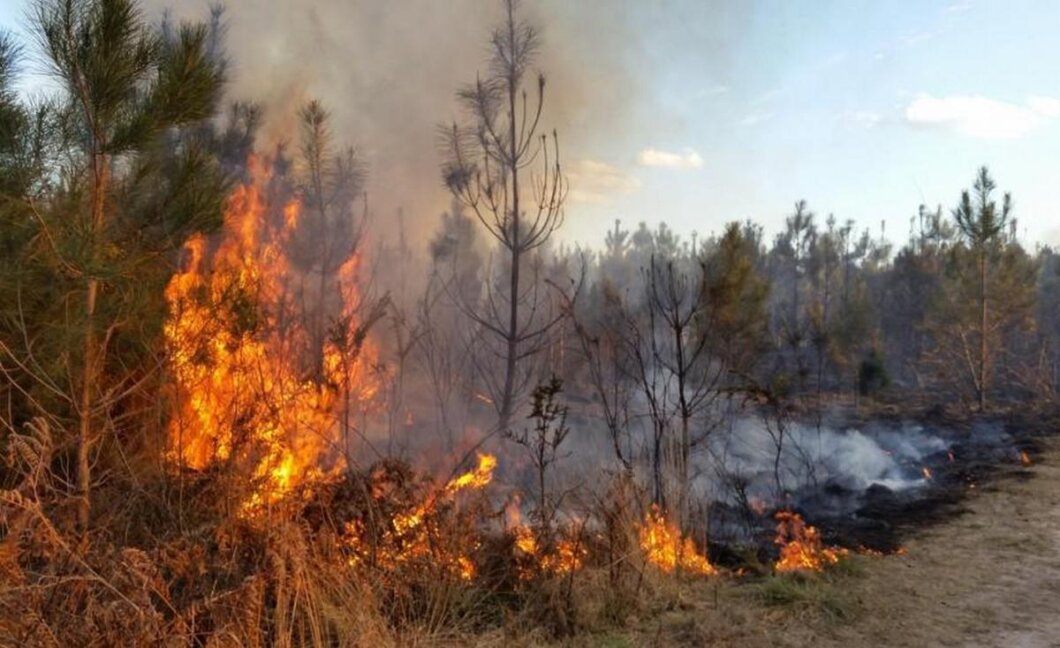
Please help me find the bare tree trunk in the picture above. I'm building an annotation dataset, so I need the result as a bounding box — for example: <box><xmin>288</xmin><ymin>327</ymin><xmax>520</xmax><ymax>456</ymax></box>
<box><xmin>499</xmin><ymin>1</ymin><xmax>522</xmax><ymax>431</ymax></box>
<box><xmin>443</xmin><ymin>0</ymin><xmax>567</xmax><ymax>431</ymax></box>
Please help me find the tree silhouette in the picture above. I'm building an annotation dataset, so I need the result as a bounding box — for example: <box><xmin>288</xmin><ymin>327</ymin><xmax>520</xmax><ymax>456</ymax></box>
<box><xmin>440</xmin><ymin>0</ymin><xmax>567</xmax><ymax>431</ymax></box>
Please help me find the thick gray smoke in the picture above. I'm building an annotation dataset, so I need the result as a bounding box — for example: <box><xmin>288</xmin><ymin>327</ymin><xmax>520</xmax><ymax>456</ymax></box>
<box><xmin>705</xmin><ymin>419</ymin><xmax>950</xmax><ymax>503</ymax></box>
<box><xmin>145</xmin><ymin>0</ymin><xmax>643</xmax><ymax>247</ymax></box>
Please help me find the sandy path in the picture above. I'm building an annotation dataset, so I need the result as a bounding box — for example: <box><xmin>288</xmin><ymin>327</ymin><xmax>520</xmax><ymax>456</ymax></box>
<box><xmin>819</xmin><ymin>435</ymin><xmax>1060</xmax><ymax>647</ymax></box>
<box><xmin>616</xmin><ymin>435</ymin><xmax>1060</xmax><ymax>648</ymax></box>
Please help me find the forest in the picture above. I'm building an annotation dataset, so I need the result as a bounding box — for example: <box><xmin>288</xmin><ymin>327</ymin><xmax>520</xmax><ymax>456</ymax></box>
<box><xmin>1</xmin><ymin>0</ymin><xmax>1058</xmax><ymax>646</ymax></box>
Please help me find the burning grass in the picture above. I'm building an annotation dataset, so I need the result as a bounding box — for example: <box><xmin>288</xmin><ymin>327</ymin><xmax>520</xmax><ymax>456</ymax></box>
<box><xmin>337</xmin><ymin>453</ymin><xmax>496</xmax><ymax>582</ymax></box>
<box><xmin>0</xmin><ymin>154</ymin><xmax>958</xmax><ymax>646</ymax></box>
<box><xmin>773</xmin><ymin>511</ymin><xmax>849</xmax><ymax>574</ymax></box>
<box><xmin>638</xmin><ymin>505</ymin><xmax>717</xmax><ymax>576</ymax></box>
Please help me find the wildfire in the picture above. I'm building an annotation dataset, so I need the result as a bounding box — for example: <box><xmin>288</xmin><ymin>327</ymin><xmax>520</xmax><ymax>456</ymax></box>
<box><xmin>343</xmin><ymin>453</ymin><xmax>498</xmax><ymax>580</ymax></box>
<box><xmin>164</xmin><ymin>156</ymin><xmax>378</xmax><ymax>514</ymax></box>
<box><xmin>511</xmin><ymin>525</ymin><xmax>586</xmax><ymax>577</ymax></box>
<box><xmin>1020</xmin><ymin>450</ymin><xmax>1032</xmax><ymax>466</ymax></box>
<box><xmin>638</xmin><ymin>505</ymin><xmax>716</xmax><ymax>576</ymax></box>
<box><xmin>773</xmin><ymin>511</ymin><xmax>848</xmax><ymax>573</ymax></box>
<box><xmin>445</xmin><ymin>453</ymin><xmax>498</xmax><ymax>493</ymax></box>
<box><xmin>922</xmin><ymin>466</ymin><xmax>933</xmax><ymax>480</ymax></box>
<box><xmin>507</xmin><ymin>501</ymin><xmax>586</xmax><ymax>578</ymax></box>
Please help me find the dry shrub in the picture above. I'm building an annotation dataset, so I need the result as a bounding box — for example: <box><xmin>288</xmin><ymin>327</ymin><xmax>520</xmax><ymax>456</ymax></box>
<box><xmin>0</xmin><ymin>420</ymin><xmax>461</xmax><ymax>646</ymax></box>
<box><xmin>305</xmin><ymin>458</ymin><xmax>491</xmax><ymax>633</ymax></box>
<box><xmin>0</xmin><ymin>418</ymin><xmax>728</xmax><ymax>647</ymax></box>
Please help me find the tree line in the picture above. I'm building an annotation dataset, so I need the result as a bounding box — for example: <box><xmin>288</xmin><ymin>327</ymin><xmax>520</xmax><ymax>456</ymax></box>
<box><xmin>1</xmin><ymin>0</ymin><xmax>1058</xmax><ymax>643</ymax></box>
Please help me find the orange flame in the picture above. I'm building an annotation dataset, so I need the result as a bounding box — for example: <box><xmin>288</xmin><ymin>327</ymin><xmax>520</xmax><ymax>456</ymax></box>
<box><xmin>638</xmin><ymin>505</ymin><xmax>716</xmax><ymax>576</ymax></box>
<box><xmin>773</xmin><ymin>511</ymin><xmax>848</xmax><ymax>573</ymax></box>
<box><xmin>445</xmin><ymin>453</ymin><xmax>498</xmax><ymax>494</ymax></box>
<box><xmin>164</xmin><ymin>156</ymin><xmax>377</xmax><ymax>514</ymax></box>
<box><xmin>506</xmin><ymin>502</ymin><xmax>586</xmax><ymax>578</ymax></box>
<box><xmin>921</xmin><ymin>466</ymin><xmax>933</xmax><ymax>480</ymax></box>
<box><xmin>510</xmin><ymin>525</ymin><xmax>586</xmax><ymax>577</ymax></box>
<box><xmin>1020</xmin><ymin>450</ymin><xmax>1032</xmax><ymax>467</ymax></box>
<box><xmin>342</xmin><ymin>453</ymin><xmax>497</xmax><ymax>580</ymax></box>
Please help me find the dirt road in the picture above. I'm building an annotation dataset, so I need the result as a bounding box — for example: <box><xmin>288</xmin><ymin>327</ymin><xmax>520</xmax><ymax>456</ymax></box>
<box><xmin>605</xmin><ymin>435</ymin><xmax>1060</xmax><ymax>648</ymax></box>
<box><xmin>818</xmin><ymin>434</ymin><xmax>1060</xmax><ymax>648</ymax></box>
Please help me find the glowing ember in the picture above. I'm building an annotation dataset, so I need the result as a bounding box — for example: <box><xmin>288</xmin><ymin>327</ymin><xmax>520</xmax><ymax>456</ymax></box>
<box><xmin>638</xmin><ymin>505</ymin><xmax>716</xmax><ymax>576</ymax></box>
<box><xmin>1020</xmin><ymin>450</ymin><xmax>1032</xmax><ymax>466</ymax></box>
<box><xmin>164</xmin><ymin>156</ymin><xmax>378</xmax><ymax>514</ymax></box>
<box><xmin>773</xmin><ymin>511</ymin><xmax>848</xmax><ymax>573</ymax></box>
<box><xmin>922</xmin><ymin>466</ymin><xmax>933</xmax><ymax>480</ymax></box>
<box><xmin>856</xmin><ymin>545</ymin><xmax>909</xmax><ymax>557</ymax></box>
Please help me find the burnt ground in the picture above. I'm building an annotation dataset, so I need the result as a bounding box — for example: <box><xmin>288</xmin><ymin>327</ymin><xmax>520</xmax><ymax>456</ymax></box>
<box><xmin>470</xmin><ymin>413</ymin><xmax>1060</xmax><ymax>647</ymax></box>
<box><xmin>806</xmin><ymin>426</ymin><xmax>1060</xmax><ymax>648</ymax></box>
<box><xmin>708</xmin><ymin>412</ymin><xmax>1044</xmax><ymax>565</ymax></box>
<box><xmin>614</xmin><ymin>418</ymin><xmax>1060</xmax><ymax>647</ymax></box>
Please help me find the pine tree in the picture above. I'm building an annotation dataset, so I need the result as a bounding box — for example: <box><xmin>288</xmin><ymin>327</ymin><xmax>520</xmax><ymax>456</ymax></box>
<box><xmin>951</xmin><ymin>167</ymin><xmax>1010</xmax><ymax>411</ymax></box>
<box><xmin>440</xmin><ymin>0</ymin><xmax>567</xmax><ymax>430</ymax></box>
<box><xmin>27</xmin><ymin>0</ymin><xmax>225</xmax><ymax>536</ymax></box>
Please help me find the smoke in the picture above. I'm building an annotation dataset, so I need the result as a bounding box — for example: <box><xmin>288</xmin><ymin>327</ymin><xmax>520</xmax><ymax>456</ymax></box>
<box><xmin>145</xmin><ymin>0</ymin><xmax>643</xmax><ymax>248</ymax></box>
<box><xmin>706</xmin><ymin>419</ymin><xmax>951</xmax><ymax>502</ymax></box>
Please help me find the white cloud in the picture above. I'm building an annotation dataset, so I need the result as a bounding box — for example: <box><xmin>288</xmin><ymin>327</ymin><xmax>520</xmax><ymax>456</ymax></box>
<box><xmin>566</xmin><ymin>159</ymin><xmax>640</xmax><ymax>205</ymax></box>
<box><xmin>823</xmin><ymin>51</ymin><xmax>848</xmax><ymax>66</ymax></box>
<box><xmin>904</xmin><ymin>94</ymin><xmax>1060</xmax><ymax>139</ymax></box>
<box><xmin>1028</xmin><ymin>95</ymin><xmax>1060</xmax><ymax>118</ymax></box>
<box><xmin>636</xmin><ymin>148</ymin><xmax>704</xmax><ymax>170</ymax></box>
<box><xmin>848</xmin><ymin>111</ymin><xmax>884</xmax><ymax>128</ymax></box>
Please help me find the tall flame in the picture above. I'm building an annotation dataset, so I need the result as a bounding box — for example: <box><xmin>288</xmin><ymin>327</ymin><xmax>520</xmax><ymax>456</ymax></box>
<box><xmin>164</xmin><ymin>156</ymin><xmax>377</xmax><ymax>513</ymax></box>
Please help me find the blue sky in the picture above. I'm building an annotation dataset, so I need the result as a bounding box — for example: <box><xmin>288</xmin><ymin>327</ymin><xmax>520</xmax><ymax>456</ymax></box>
<box><xmin>3</xmin><ymin>0</ymin><xmax>1060</xmax><ymax>249</ymax></box>
<box><xmin>560</xmin><ymin>0</ymin><xmax>1060</xmax><ymax>247</ymax></box>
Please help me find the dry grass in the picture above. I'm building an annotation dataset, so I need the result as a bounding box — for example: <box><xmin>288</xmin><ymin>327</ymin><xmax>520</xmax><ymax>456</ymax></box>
<box><xmin>4</xmin><ymin>418</ymin><xmax>1056</xmax><ymax>646</ymax></box>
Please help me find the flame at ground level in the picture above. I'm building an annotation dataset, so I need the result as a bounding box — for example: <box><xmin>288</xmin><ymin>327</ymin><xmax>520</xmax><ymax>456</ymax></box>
<box><xmin>342</xmin><ymin>453</ymin><xmax>497</xmax><ymax>581</ymax></box>
<box><xmin>638</xmin><ymin>505</ymin><xmax>716</xmax><ymax>576</ymax></box>
<box><xmin>506</xmin><ymin>500</ymin><xmax>587</xmax><ymax>578</ymax></box>
<box><xmin>773</xmin><ymin>511</ymin><xmax>848</xmax><ymax>573</ymax></box>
